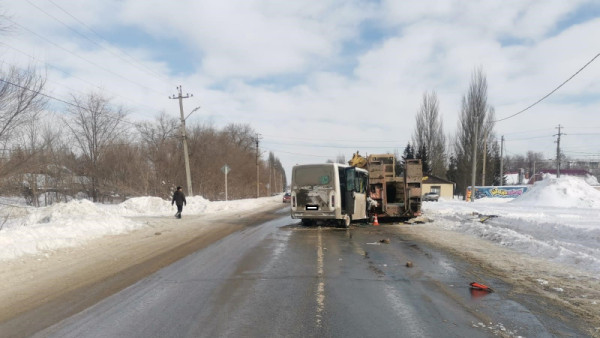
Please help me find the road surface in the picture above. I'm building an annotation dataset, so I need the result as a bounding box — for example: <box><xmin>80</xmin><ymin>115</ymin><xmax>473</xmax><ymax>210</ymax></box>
<box><xmin>5</xmin><ymin>207</ymin><xmax>590</xmax><ymax>337</ymax></box>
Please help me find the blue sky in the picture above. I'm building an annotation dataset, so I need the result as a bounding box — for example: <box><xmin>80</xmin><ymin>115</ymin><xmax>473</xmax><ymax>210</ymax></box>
<box><xmin>3</xmin><ymin>0</ymin><xmax>600</xmax><ymax>179</ymax></box>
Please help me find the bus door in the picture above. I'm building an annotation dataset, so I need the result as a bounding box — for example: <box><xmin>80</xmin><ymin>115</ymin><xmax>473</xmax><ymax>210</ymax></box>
<box><xmin>343</xmin><ymin>167</ymin><xmax>356</xmax><ymax>216</ymax></box>
<box><xmin>352</xmin><ymin>171</ymin><xmax>367</xmax><ymax>220</ymax></box>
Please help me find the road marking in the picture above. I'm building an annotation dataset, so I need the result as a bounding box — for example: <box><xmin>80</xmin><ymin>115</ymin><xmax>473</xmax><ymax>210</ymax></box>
<box><xmin>384</xmin><ymin>284</ymin><xmax>427</xmax><ymax>337</ymax></box>
<box><xmin>316</xmin><ymin>227</ymin><xmax>325</xmax><ymax>328</ymax></box>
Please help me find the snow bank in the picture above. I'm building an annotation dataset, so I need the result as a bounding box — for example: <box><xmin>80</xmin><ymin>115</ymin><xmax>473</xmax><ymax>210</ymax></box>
<box><xmin>0</xmin><ymin>195</ymin><xmax>281</xmax><ymax>261</ymax></box>
<box><xmin>423</xmin><ymin>175</ymin><xmax>600</xmax><ymax>273</ymax></box>
<box><xmin>511</xmin><ymin>175</ymin><xmax>600</xmax><ymax>208</ymax></box>
<box><xmin>112</xmin><ymin>195</ymin><xmax>278</xmax><ymax>216</ymax></box>
<box><xmin>0</xmin><ymin>200</ymin><xmax>143</xmax><ymax>260</ymax></box>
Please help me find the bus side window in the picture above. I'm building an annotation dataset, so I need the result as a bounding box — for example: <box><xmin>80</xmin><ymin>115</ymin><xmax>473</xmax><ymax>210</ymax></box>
<box><xmin>358</xmin><ymin>173</ymin><xmax>367</xmax><ymax>193</ymax></box>
<box><xmin>346</xmin><ymin>168</ymin><xmax>355</xmax><ymax>191</ymax></box>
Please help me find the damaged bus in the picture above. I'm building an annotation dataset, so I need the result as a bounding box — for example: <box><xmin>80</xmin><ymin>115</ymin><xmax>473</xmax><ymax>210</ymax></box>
<box><xmin>290</xmin><ymin>163</ymin><xmax>368</xmax><ymax>227</ymax></box>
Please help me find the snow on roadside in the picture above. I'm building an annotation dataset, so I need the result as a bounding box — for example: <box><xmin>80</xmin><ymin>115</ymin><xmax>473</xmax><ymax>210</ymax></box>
<box><xmin>422</xmin><ymin>175</ymin><xmax>600</xmax><ymax>274</ymax></box>
<box><xmin>0</xmin><ymin>195</ymin><xmax>281</xmax><ymax>261</ymax></box>
<box><xmin>111</xmin><ymin>195</ymin><xmax>277</xmax><ymax>216</ymax></box>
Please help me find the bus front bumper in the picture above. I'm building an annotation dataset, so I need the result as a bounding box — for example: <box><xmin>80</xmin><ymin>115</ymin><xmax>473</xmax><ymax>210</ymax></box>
<box><xmin>291</xmin><ymin>211</ymin><xmax>337</xmax><ymax>220</ymax></box>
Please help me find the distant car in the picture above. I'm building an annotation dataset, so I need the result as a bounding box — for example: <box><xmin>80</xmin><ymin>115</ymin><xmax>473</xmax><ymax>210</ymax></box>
<box><xmin>282</xmin><ymin>192</ymin><xmax>291</xmax><ymax>203</ymax></box>
<box><xmin>422</xmin><ymin>192</ymin><xmax>440</xmax><ymax>202</ymax></box>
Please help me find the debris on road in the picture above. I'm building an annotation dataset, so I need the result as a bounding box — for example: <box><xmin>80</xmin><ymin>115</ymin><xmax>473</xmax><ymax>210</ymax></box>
<box><xmin>469</xmin><ymin>282</ymin><xmax>494</xmax><ymax>292</ymax></box>
<box><xmin>471</xmin><ymin>212</ymin><xmax>499</xmax><ymax>223</ymax></box>
<box><xmin>379</xmin><ymin>238</ymin><xmax>390</xmax><ymax>244</ymax></box>
<box><xmin>406</xmin><ymin>261</ymin><xmax>413</xmax><ymax>268</ymax></box>
<box><xmin>404</xmin><ymin>216</ymin><xmax>433</xmax><ymax>224</ymax></box>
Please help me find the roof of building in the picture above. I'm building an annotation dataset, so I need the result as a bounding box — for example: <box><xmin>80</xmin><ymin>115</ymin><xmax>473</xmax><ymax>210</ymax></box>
<box><xmin>538</xmin><ymin>169</ymin><xmax>590</xmax><ymax>176</ymax></box>
<box><xmin>422</xmin><ymin>175</ymin><xmax>454</xmax><ymax>184</ymax></box>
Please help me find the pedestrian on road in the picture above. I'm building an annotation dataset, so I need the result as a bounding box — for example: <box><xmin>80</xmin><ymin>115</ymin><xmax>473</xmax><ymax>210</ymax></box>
<box><xmin>172</xmin><ymin>186</ymin><xmax>186</xmax><ymax>219</ymax></box>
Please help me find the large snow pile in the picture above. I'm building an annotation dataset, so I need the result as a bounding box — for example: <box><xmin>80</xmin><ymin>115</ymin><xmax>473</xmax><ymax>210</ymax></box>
<box><xmin>422</xmin><ymin>175</ymin><xmax>600</xmax><ymax>273</ymax></box>
<box><xmin>510</xmin><ymin>175</ymin><xmax>600</xmax><ymax>208</ymax></box>
<box><xmin>112</xmin><ymin>195</ymin><xmax>276</xmax><ymax>216</ymax></box>
<box><xmin>0</xmin><ymin>195</ymin><xmax>280</xmax><ymax>261</ymax></box>
<box><xmin>584</xmin><ymin>174</ymin><xmax>600</xmax><ymax>186</ymax></box>
<box><xmin>0</xmin><ymin>200</ymin><xmax>142</xmax><ymax>260</ymax></box>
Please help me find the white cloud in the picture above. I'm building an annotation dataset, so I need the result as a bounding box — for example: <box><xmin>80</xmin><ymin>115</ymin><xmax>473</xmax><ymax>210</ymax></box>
<box><xmin>2</xmin><ymin>0</ymin><xmax>599</xmax><ymax>178</ymax></box>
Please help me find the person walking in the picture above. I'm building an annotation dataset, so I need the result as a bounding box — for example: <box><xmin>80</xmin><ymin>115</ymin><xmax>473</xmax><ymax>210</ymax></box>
<box><xmin>172</xmin><ymin>186</ymin><xmax>186</xmax><ymax>219</ymax></box>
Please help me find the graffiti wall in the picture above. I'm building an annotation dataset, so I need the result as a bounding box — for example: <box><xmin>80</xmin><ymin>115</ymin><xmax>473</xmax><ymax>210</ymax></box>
<box><xmin>466</xmin><ymin>186</ymin><xmax>529</xmax><ymax>200</ymax></box>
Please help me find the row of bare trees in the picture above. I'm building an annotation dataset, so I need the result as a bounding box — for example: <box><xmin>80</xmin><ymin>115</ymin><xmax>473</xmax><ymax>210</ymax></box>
<box><xmin>0</xmin><ymin>86</ymin><xmax>286</xmax><ymax>205</ymax></box>
<box><xmin>408</xmin><ymin>67</ymin><xmax>502</xmax><ymax>196</ymax></box>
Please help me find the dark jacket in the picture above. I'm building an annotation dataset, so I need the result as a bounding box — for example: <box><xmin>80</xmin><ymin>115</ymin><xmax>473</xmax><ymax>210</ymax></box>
<box><xmin>172</xmin><ymin>190</ymin><xmax>186</xmax><ymax>206</ymax></box>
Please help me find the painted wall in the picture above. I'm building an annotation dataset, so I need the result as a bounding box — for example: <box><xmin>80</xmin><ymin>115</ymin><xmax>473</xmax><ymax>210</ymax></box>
<box><xmin>466</xmin><ymin>186</ymin><xmax>529</xmax><ymax>200</ymax></box>
<box><xmin>422</xmin><ymin>183</ymin><xmax>454</xmax><ymax>199</ymax></box>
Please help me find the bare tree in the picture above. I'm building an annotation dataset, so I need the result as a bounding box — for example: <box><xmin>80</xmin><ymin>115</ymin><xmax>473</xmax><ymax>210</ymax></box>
<box><xmin>136</xmin><ymin>112</ymin><xmax>179</xmax><ymax>196</ymax></box>
<box><xmin>412</xmin><ymin>91</ymin><xmax>446</xmax><ymax>177</ymax></box>
<box><xmin>453</xmin><ymin>67</ymin><xmax>495</xmax><ymax>195</ymax></box>
<box><xmin>63</xmin><ymin>92</ymin><xmax>129</xmax><ymax>201</ymax></box>
<box><xmin>0</xmin><ymin>65</ymin><xmax>47</xmax><ymax>144</ymax></box>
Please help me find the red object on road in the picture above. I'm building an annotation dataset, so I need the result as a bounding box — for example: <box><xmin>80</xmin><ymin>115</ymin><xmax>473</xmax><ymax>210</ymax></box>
<box><xmin>469</xmin><ymin>282</ymin><xmax>494</xmax><ymax>292</ymax></box>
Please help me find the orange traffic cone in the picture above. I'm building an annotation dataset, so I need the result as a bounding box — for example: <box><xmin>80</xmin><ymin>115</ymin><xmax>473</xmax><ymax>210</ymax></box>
<box><xmin>373</xmin><ymin>214</ymin><xmax>380</xmax><ymax>226</ymax></box>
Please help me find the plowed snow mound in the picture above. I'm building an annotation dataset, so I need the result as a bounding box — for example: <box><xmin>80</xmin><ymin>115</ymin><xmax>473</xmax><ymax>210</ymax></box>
<box><xmin>510</xmin><ymin>175</ymin><xmax>600</xmax><ymax>208</ymax></box>
<box><xmin>117</xmin><ymin>196</ymin><xmax>210</xmax><ymax>216</ymax></box>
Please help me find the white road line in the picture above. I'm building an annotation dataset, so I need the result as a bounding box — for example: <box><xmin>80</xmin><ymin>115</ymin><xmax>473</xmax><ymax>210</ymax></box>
<box><xmin>316</xmin><ymin>228</ymin><xmax>325</xmax><ymax>328</ymax></box>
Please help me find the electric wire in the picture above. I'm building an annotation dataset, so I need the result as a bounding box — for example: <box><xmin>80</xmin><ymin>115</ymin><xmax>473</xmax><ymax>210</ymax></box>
<box><xmin>495</xmin><ymin>52</ymin><xmax>600</xmax><ymax>122</ymax></box>
<box><xmin>5</xmin><ymin>17</ymin><xmax>165</xmax><ymax>96</ymax></box>
<box><xmin>262</xmin><ymin>133</ymin><xmax>408</xmax><ymax>144</ymax></box>
<box><xmin>262</xmin><ymin>140</ymin><xmax>405</xmax><ymax>149</ymax></box>
<box><xmin>263</xmin><ymin>148</ymin><xmax>336</xmax><ymax>158</ymax></box>
<box><xmin>32</xmin><ymin>0</ymin><xmax>175</xmax><ymax>87</ymax></box>
<box><xmin>504</xmin><ymin>135</ymin><xmax>554</xmax><ymax>141</ymax></box>
<box><xmin>0</xmin><ymin>41</ymin><xmax>162</xmax><ymax>113</ymax></box>
<box><xmin>0</xmin><ymin>77</ymin><xmax>139</xmax><ymax>127</ymax></box>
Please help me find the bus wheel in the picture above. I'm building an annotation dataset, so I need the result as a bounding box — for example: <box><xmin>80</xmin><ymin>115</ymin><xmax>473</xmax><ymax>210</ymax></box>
<box><xmin>301</xmin><ymin>219</ymin><xmax>313</xmax><ymax>227</ymax></box>
<box><xmin>339</xmin><ymin>215</ymin><xmax>351</xmax><ymax>228</ymax></box>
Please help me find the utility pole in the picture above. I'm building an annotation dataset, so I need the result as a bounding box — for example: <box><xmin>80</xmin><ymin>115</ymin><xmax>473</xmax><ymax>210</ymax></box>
<box><xmin>255</xmin><ymin>133</ymin><xmax>262</xmax><ymax>198</ymax></box>
<box><xmin>555</xmin><ymin>125</ymin><xmax>563</xmax><ymax>178</ymax></box>
<box><xmin>500</xmin><ymin>135</ymin><xmax>504</xmax><ymax>186</ymax></box>
<box><xmin>268</xmin><ymin>158</ymin><xmax>272</xmax><ymax>196</ymax></box>
<box><xmin>170</xmin><ymin>86</ymin><xmax>193</xmax><ymax>196</ymax></box>
<box><xmin>470</xmin><ymin>115</ymin><xmax>479</xmax><ymax>202</ymax></box>
<box><xmin>482</xmin><ymin>130</ymin><xmax>488</xmax><ymax>186</ymax></box>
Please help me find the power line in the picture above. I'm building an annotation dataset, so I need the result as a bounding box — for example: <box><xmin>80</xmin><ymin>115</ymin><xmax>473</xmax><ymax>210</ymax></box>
<box><xmin>263</xmin><ymin>133</ymin><xmax>408</xmax><ymax>143</ymax></box>
<box><xmin>499</xmin><ymin>128</ymin><xmax>556</xmax><ymax>136</ymax></box>
<box><xmin>40</xmin><ymin>0</ymin><xmax>175</xmax><ymax>86</ymax></box>
<box><xmin>262</xmin><ymin>140</ymin><xmax>405</xmax><ymax>149</ymax></box>
<box><xmin>6</xmin><ymin>17</ymin><xmax>165</xmax><ymax>96</ymax></box>
<box><xmin>0</xmin><ymin>42</ymin><xmax>160</xmax><ymax>113</ymax></box>
<box><xmin>504</xmin><ymin>135</ymin><xmax>554</xmax><ymax>141</ymax></box>
<box><xmin>495</xmin><ymin>52</ymin><xmax>600</xmax><ymax>122</ymax></box>
<box><xmin>263</xmin><ymin>148</ymin><xmax>335</xmax><ymax>158</ymax></box>
<box><xmin>0</xmin><ymin>77</ymin><xmax>139</xmax><ymax>127</ymax></box>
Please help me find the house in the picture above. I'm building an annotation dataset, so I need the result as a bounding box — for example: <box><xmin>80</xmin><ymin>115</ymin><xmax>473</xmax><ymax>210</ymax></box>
<box><xmin>422</xmin><ymin>175</ymin><xmax>455</xmax><ymax>200</ymax></box>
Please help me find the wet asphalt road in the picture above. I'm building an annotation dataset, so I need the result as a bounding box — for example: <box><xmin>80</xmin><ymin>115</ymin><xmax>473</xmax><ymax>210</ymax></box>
<box><xmin>35</xmin><ymin>208</ymin><xmax>584</xmax><ymax>337</ymax></box>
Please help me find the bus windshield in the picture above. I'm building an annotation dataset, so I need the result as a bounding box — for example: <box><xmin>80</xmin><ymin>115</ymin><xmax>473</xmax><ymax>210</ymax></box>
<box><xmin>293</xmin><ymin>165</ymin><xmax>334</xmax><ymax>187</ymax></box>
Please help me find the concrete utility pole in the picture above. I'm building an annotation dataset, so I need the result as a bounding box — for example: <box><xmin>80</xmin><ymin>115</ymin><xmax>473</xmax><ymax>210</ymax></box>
<box><xmin>470</xmin><ymin>115</ymin><xmax>479</xmax><ymax>202</ymax></box>
<box><xmin>555</xmin><ymin>125</ymin><xmax>563</xmax><ymax>178</ymax></box>
<box><xmin>255</xmin><ymin>133</ymin><xmax>262</xmax><ymax>198</ymax></box>
<box><xmin>170</xmin><ymin>86</ymin><xmax>193</xmax><ymax>196</ymax></box>
<box><xmin>482</xmin><ymin>130</ymin><xmax>488</xmax><ymax>186</ymax></box>
<box><xmin>500</xmin><ymin>135</ymin><xmax>504</xmax><ymax>185</ymax></box>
